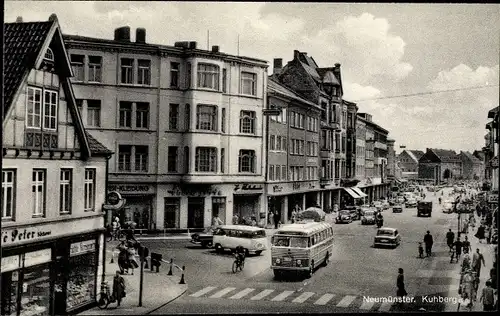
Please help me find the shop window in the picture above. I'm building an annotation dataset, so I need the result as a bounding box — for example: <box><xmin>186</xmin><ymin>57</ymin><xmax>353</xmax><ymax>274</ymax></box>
<box><xmin>66</xmin><ymin>250</ymin><xmax>96</xmax><ymax>311</ymax></box>
<box><xmin>1</xmin><ymin>270</ymin><xmax>19</xmax><ymax>315</ymax></box>
<box><xmin>20</xmin><ymin>263</ymin><xmax>50</xmax><ymax>316</ymax></box>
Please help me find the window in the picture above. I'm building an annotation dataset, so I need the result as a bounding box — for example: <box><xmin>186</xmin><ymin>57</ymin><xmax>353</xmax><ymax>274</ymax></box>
<box><xmin>169</xmin><ymin>104</ymin><xmax>179</xmax><ymax>130</ymax></box>
<box><xmin>186</xmin><ymin>63</ymin><xmax>192</xmax><ymax>88</ymax></box>
<box><xmin>26</xmin><ymin>87</ymin><xmax>42</xmax><ymax>128</ymax></box>
<box><xmin>2</xmin><ymin>170</ymin><xmax>15</xmax><ymax>220</ymax></box>
<box><xmin>238</xmin><ymin>150</ymin><xmax>255</xmax><ymax>173</ymax></box>
<box><xmin>275</xmin><ymin>164</ymin><xmax>281</xmax><ymax>180</ymax></box>
<box><xmin>70</xmin><ymin>54</ymin><xmax>84</xmax><ymax>81</ymax></box>
<box><xmin>184</xmin><ymin>146</ymin><xmax>190</xmax><ymax>173</ymax></box>
<box><xmin>195</xmin><ymin>147</ymin><xmax>217</xmax><ymax>172</ymax></box>
<box><xmin>282</xmin><ymin>137</ymin><xmax>287</xmax><ymax>152</ymax></box>
<box><xmin>170</xmin><ymin>62</ymin><xmax>179</xmax><ymax>87</ymax></box>
<box><xmin>239</xmin><ymin>110</ymin><xmax>256</xmax><ymax>134</ymax></box>
<box><xmin>276</xmin><ymin>136</ymin><xmax>282</xmax><ymax>151</ymax></box>
<box><xmin>44</xmin><ymin>48</ymin><xmax>54</xmax><ymax>61</ymax></box>
<box><xmin>120</xmin><ymin>58</ymin><xmax>134</xmax><ymax>84</ymax></box>
<box><xmin>281</xmin><ymin>165</ymin><xmax>287</xmax><ymax>180</ymax></box>
<box><xmin>32</xmin><ymin>170</ymin><xmax>45</xmax><ymax>217</ymax></box>
<box><xmin>88</xmin><ymin>56</ymin><xmax>102</xmax><ymax>82</ymax></box>
<box><xmin>221</xmin><ymin>148</ymin><xmax>225</xmax><ymax>173</ymax></box>
<box><xmin>269</xmin><ymin>165</ymin><xmax>275</xmax><ymax>181</ymax></box>
<box><xmin>221</xmin><ymin>108</ymin><xmax>226</xmax><ymax>133</ymax></box>
<box><xmin>84</xmin><ymin>169</ymin><xmax>96</xmax><ymax>211</ymax></box>
<box><xmin>119</xmin><ymin>101</ymin><xmax>132</xmax><ymax>127</ymax></box>
<box><xmin>137</xmin><ymin>59</ymin><xmax>151</xmax><ymax>85</ymax></box>
<box><xmin>43</xmin><ymin>90</ymin><xmax>58</xmax><ymax>130</ymax></box>
<box><xmin>197</xmin><ymin>63</ymin><xmax>219</xmax><ymax>90</ymax></box>
<box><xmin>86</xmin><ymin>100</ymin><xmax>101</xmax><ymax>127</ymax></box>
<box><xmin>60</xmin><ymin>169</ymin><xmax>72</xmax><ymax>214</ymax></box>
<box><xmin>168</xmin><ymin>146</ymin><xmax>178</xmax><ymax>172</ymax></box>
<box><xmin>135</xmin><ymin>146</ymin><xmax>148</xmax><ymax>172</ymax></box>
<box><xmin>118</xmin><ymin>145</ymin><xmax>132</xmax><ymax>171</ymax></box>
<box><xmin>136</xmin><ymin>102</ymin><xmax>149</xmax><ymax>128</ymax></box>
<box><xmin>222</xmin><ymin>68</ymin><xmax>227</xmax><ymax>93</ymax></box>
<box><xmin>196</xmin><ymin>105</ymin><xmax>217</xmax><ymax>131</ymax></box>
<box><xmin>241</xmin><ymin>72</ymin><xmax>257</xmax><ymax>95</ymax></box>
<box><xmin>185</xmin><ymin>104</ymin><xmax>191</xmax><ymax>131</ymax></box>
<box><xmin>270</xmin><ymin>135</ymin><xmax>276</xmax><ymax>151</ymax></box>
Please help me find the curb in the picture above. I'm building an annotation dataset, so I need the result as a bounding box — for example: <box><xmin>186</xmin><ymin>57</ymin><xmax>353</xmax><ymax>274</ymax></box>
<box><xmin>145</xmin><ymin>286</ymin><xmax>188</xmax><ymax>315</ymax></box>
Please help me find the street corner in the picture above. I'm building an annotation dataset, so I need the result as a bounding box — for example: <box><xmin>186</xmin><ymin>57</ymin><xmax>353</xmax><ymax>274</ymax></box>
<box><xmin>142</xmin><ymin>269</ymin><xmax>189</xmax><ymax>311</ymax></box>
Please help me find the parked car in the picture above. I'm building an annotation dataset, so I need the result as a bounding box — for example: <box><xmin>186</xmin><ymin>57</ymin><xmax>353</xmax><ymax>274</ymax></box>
<box><xmin>373</xmin><ymin>227</ymin><xmax>401</xmax><ymax>248</ymax></box>
<box><xmin>190</xmin><ymin>227</ymin><xmax>215</xmax><ymax>248</ymax></box>
<box><xmin>392</xmin><ymin>204</ymin><xmax>403</xmax><ymax>213</ymax></box>
<box><xmin>361</xmin><ymin>210</ymin><xmax>376</xmax><ymax>225</ymax></box>
<box><xmin>372</xmin><ymin>201</ymin><xmax>383</xmax><ymax>212</ymax></box>
<box><xmin>335</xmin><ymin>210</ymin><xmax>352</xmax><ymax>224</ymax></box>
<box><xmin>344</xmin><ymin>205</ymin><xmax>360</xmax><ymax>220</ymax></box>
<box><xmin>405</xmin><ymin>197</ymin><xmax>418</xmax><ymax>208</ymax></box>
<box><xmin>382</xmin><ymin>201</ymin><xmax>390</xmax><ymax>210</ymax></box>
<box><xmin>417</xmin><ymin>201</ymin><xmax>433</xmax><ymax>217</ymax></box>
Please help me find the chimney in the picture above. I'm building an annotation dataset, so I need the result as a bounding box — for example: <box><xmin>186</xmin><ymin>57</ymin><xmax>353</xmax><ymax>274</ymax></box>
<box><xmin>293</xmin><ymin>50</ymin><xmax>301</xmax><ymax>60</ymax></box>
<box><xmin>48</xmin><ymin>13</ymin><xmax>58</xmax><ymax>22</ymax></box>
<box><xmin>189</xmin><ymin>41</ymin><xmax>197</xmax><ymax>49</ymax></box>
<box><xmin>174</xmin><ymin>41</ymin><xmax>190</xmax><ymax>49</ymax></box>
<box><xmin>136</xmin><ymin>28</ymin><xmax>146</xmax><ymax>44</ymax></box>
<box><xmin>211</xmin><ymin>45</ymin><xmax>219</xmax><ymax>53</ymax></box>
<box><xmin>273</xmin><ymin>58</ymin><xmax>283</xmax><ymax>75</ymax></box>
<box><xmin>114</xmin><ymin>26</ymin><xmax>131</xmax><ymax>42</ymax></box>
<box><xmin>16</xmin><ymin>16</ymin><xmax>23</xmax><ymax>23</ymax></box>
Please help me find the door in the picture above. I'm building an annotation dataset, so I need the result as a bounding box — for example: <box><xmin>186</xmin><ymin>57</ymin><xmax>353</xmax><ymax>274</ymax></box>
<box><xmin>188</xmin><ymin>197</ymin><xmax>205</xmax><ymax>228</ymax></box>
<box><xmin>164</xmin><ymin>198</ymin><xmax>180</xmax><ymax>228</ymax></box>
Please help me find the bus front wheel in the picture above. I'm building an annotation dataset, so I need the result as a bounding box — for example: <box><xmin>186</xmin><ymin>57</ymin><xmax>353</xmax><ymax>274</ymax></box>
<box><xmin>305</xmin><ymin>262</ymin><xmax>314</xmax><ymax>278</ymax></box>
<box><xmin>323</xmin><ymin>252</ymin><xmax>330</xmax><ymax>266</ymax></box>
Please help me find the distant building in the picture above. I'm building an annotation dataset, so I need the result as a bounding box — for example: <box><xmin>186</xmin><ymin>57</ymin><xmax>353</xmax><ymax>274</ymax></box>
<box><xmin>418</xmin><ymin>148</ymin><xmax>461</xmax><ymax>184</ymax></box>
<box><xmin>398</xmin><ymin>150</ymin><xmax>425</xmax><ymax>180</ymax></box>
<box><xmin>386</xmin><ymin>139</ymin><xmax>396</xmax><ymax>180</ymax></box>
<box><xmin>459</xmin><ymin>151</ymin><xmax>484</xmax><ymax>180</ymax></box>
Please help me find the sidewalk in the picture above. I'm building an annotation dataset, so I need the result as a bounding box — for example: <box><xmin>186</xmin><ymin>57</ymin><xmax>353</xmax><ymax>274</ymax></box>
<box><xmin>79</xmin><ymin>245</ymin><xmax>188</xmax><ymax>315</ymax></box>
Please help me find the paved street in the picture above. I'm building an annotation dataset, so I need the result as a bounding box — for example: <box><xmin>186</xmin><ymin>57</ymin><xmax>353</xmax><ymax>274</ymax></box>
<box><xmin>139</xmin><ymin>186</ymin><xmax>476</xmax><ymax>314</ymax></box>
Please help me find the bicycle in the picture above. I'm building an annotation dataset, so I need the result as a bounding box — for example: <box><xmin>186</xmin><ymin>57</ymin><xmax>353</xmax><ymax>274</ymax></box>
<box><xmin>107</xmin><ymin>228</ymin><xmax>127</xmax><ymax>242</ymax></box>
<box><xmin>97</xmin><ymin>281</ymin><xmax>116</xmax><ymax>309</ymax></box>
<box><xmin>232</xmin><ymin>253</ymin><xmax>245</xmax><ymax>273</ymax></box>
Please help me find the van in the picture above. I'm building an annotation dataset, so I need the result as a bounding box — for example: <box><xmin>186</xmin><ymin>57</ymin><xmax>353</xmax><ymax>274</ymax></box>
<box><xmin>417</xmin><ymin>201</ymin><xmax>432</xmax><ymax>217</ymax></box>
<box><xmin>212</xmin><ymin>225</ymin><xmax>267</xmax><ymax>255</ymax></box>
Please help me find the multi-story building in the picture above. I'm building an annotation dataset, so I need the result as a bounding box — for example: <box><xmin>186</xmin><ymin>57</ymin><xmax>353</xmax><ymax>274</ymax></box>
<box><xmin>398</xmin><ymin>149</ymin><xmax>425</xmax><ymax>180</ymax></box>
<box><xmin>484</xmin><ymin>106</ymin><xmax>499</xmax><ymax>198</ymax></box>
<box><xmin>2</xmin><ymin>16</ymin><xmax>112</xmax><ymax>315</ymax></box>
<box><xmin>355</xmin><ymin>117</ymin><xmax>366</xmax><ymax>180</ymax></box>
<box><xmin>64</xmin><ymin>26</ymin><xmax>268</xmax><ymax>230</ymax></box>
<box><xmin>356</xmin><ymin>113</ymin><xmax>390</xmax><ymax>201</ymax></box>
<box><xmin>418</xmin><ymin>148</ymin><xmax>462</xmax><ymax>184</ymax></box>
<box><xmin>386</xmin><ymin>138</ymin><xmax>396</xmax><ymax>180</ymax></box>
<box><xmin>459</xmin><ymin>151</ymin><xmax>484</xmax><ymax>180</ymax></box>
<box><xmin>344</xmin><ymin>100</ymin><xmax>358</xmax><ymax>180</ymax></box>
<box><xmin>266</xmin><ymin>75</ymin><xmax>321</xmax><ymax>223</ymax></box>
<box><xmin>271</xmin><ymin>50</ymin><xmax>366</xmax><ymax>211</ymax></box>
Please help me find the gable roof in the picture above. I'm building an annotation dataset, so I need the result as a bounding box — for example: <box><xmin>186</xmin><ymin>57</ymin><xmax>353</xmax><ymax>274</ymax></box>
<box><xmin>3</xmin><ymin>21</ymin><xmax>53</xmax><ymax>113</ymax></box>
<box><xmin>430</xmin><ymin>148</ymin><xmax>459</xmax><ymax>162</ymax></box>
<box><xmin>460</xmin><ymin>151</ymin><xmax>483</xmax><ymax>164</ymax></box>
<box><xmin>86</xmin><ymin>133</ymin><xmax>113</xmax><ymax>155</ymax></box>
<box><xmin>268</xmin><ymin>77</ymin><xmax>321</xmax><ymax>110</ymax></box>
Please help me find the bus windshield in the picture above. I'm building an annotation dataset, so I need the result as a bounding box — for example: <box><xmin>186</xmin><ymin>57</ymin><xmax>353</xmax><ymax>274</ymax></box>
<box><xmin>272</xmin><ymin>236</ymin><xmax>309</xmax><ymax>248</ymax></box>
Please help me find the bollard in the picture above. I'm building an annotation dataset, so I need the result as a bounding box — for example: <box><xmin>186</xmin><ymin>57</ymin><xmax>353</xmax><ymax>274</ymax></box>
<box><xmin>144</xmin><ymin>257</ymin><xmax>149</xmax><ymax>269</ymax></box>
<box><xmin>168</xmin><ymin>259</ymin><xmax>173</xmax><ymax>276</ymax></box>
<box><xmin>110</xmin><ymin>254</ymin><xmax>114</xmax><ymax>264</ymax></box>
<box><xmin>179</xmin><ymin>266</ymin><xmax>186</xmax><ymax>284</ymax></box>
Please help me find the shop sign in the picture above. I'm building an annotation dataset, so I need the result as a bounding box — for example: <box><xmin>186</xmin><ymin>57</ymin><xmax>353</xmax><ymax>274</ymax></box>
<box><xmin>107</xmin><ymin>191</ymin><xmax>122</xmax><ymax>206</ymax></box>
<box><xmin>234</xmin><ymin>183</ymin><xmax>263</xmax><ymax>193</ymax></box>
<box><xmin>488</xmin><ymin>194</ymin><xmax>498</xmax><ymax>204</ymax></box>
<box><xmin>273</xmin><ymin>185</ymin><xmax>283</xmax><ymax>193</ymax></box>
<box><xmin>70</xmin><ymin>240</ymin><xmax>96</xmax><ymax>257</ymax></box>
<box><xmin>108</xmin><ymin>185</ymin><xmax>151</xmax><ymax>193</ymax></box>
<box><xmin>24</xmin><ymin>249</ymin><xmax>52</xmax><ymax>268</ymax></box>
<box><xmin>2</xmin><ymin>227</ymin><xmax>52</xmax><ymax>245</ymax></box>
<box><xmin>1</xmin><ymin>255</ymin><xmax>20</xmax><ymax>272</ymax></box>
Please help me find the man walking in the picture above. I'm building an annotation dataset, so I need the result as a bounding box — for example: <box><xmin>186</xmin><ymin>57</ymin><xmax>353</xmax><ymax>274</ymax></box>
<box><xmin>424</xmin><ymin>231</ymin><xmax>434</xmax><ymax>257</ymax></box>
<box><xmin>479</xmin><ymin>280</ymin><xmax>495</xmax><ymax>311</ymax></box>
<box><xmin>472</xmin><ymin>248</ymin><xmax>486</xmax><ymax>278</ymax></box>
<box><xmin>396</xmin><ymin>268</ymin><xmax>407</xmax><ymax>303</ymax></box>
<box><xmin>112</xmin><ymin>270</ymin><xmax>126</xmax><ymax>307</ymax></box>
<box><xmin>446</xmin><ymin>229</ymin><xmax>455</xmax><ymax>252</ymax></box>
<box><xmin>462</xmin><ymin>236</ymin><xmax>471</xmax><ymax>254</ymax></box>
<box><xmin>450</xmin><ymin>237</ymin><xmax>462</xmax><ymax>263</ymax></box>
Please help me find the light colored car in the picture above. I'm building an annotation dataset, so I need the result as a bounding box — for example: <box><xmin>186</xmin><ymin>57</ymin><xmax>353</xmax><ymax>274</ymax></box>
<box><xmin>443</xmin><ymin>200</ymin><xmax>454</xmax><ymax>213</ymax></box>
<box><xmin>213</xmin><ymin>225</ymin><xmax>267</xmax><ymax>255</ymax></box>
<box><xmin>382</xmin><ymin>201</ymin><xmax>390</xmax><ymax>210</ymax></box>
<box><xmin>372</xmin><ymin>201</ymin><xmax>383</xmax><ymax>212</ymax></box>
<box><xmin>392</xmin><ymin>204</ymin><xmax>403</xmax><ymax>213</ymax></box>
<box><xmin>361</xmin><ymin>210</ymin><xmax>376</xmax><ymax>225</ymax></box>
<box><xmin>373</xmin><ymin>227</ymin><xmax>401</xmax><ymax>248</ymax></box>
<box><xmin>335</xmin><ymin>210</ymin><xmax>352</xmax><ymax>224</ymax></box>
<box><xmin>405</xmin><ymin>197</ymin><xmax>417</xmax><ymax>208</ymax></box>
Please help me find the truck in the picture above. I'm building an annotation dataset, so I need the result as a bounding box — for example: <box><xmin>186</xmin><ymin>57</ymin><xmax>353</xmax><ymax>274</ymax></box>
<box><xmin>417</xmin><ymin>201</ymin><xmax>432</xmax><ymax>217</ymax></box>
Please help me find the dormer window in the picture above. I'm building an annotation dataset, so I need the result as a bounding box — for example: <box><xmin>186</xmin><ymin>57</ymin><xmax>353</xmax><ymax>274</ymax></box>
<box><xmin>44</xmin><ymin>48</ymin><xmax>54</xmax><ymax>62</ymax></box>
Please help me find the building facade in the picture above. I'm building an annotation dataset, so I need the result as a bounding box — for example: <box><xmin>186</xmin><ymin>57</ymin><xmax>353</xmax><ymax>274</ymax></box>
<box><xmin>266</xmin><ymin>77</ymin><xmax>322</xmax><ymax>223</ymax></box>
<box><xmin>484</xmin><ymin>106</ymin><xmax>499</xmax><ymax>197</ymax></box>
<box><xmin>418</xmin><ymin>148</ymin><xmax>462</xmax><ymax>184</ymax></box>
<box><xmin>398</xmin><ymin>150</ymin><xmax>424</xmax><ymax>180</ymax></box>
<box><xmin>459</xmin><ymin>151</ymin><xmax>484</xmax><ymax>180</ymax></box>
<box><xmin>64</xmin><ymin>26</ymin><xmax>268</xmax><ymax>230</ymax></box>
<box><xmin>2</xmin><ymin>16</ymin><xmax>112</xmax><ymax>315</ymax></box>
<box><xmin>386</xmin><ymin>138</ymin><xmax>396</xmax><ymax>180</ymax></box>
<box><xmin>355</xmin><ymin>118</ymin><xmax>366</xmax><ymax>180</ymax></box>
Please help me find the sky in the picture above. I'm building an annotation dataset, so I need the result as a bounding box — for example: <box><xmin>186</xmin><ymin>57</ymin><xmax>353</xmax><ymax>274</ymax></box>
<box><xmin>5</xmin><ymin>2</ymin><xmax>499</xmax><ymax>154</ymax></box>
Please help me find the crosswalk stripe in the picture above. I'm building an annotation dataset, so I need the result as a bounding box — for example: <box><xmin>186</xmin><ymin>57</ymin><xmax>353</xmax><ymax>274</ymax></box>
<box><xmin>314</xmin><ymin>293</ymin><xmax>335</xmax><ymax>305</ymax></box>
<box><xmin>378</xmin><ymin>301</ymin><xmax>393</xmax><ymax>311</ymax></box>
<box><xmin>190</xmin><ymin>286</ymin><xmax>217</xmax><ymax>298</ymax></box>
<box><xmin>359</xmin><ymin>299</ymin><xmax>375</xmax><ymax>310</ymax></box>
<box><xmin>292</xmin><ymin>292</ymin><xmax>315</xmax><ymax>303</ymax></box>
<box><xmin>209</xmin><ymin>287</ymin><xmax>236</xmax><ymax>298</ymax></box>
<box><xmin>336</xmin><ymin>295</ymin><xmax>356</xmax><ymax>307</ymax></box>
<box><xmin>250</xmin><ymin>289</ymin><xmax>274</xmax><ymax>301</ymax></box>
<box><xmin>229</xmin><ymin>288</ymin><xmax>255</xmax><ymax>300</ymax></box>
<box><xmin>271</xmin><ymin>291</ymin><xmax>295</xmax><ymax>302</ymax></box>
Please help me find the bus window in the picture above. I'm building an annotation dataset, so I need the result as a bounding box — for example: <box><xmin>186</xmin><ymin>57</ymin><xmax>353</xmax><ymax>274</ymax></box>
<box><xmin>273</xmin><ymin>236</ymin><xmax>290</xmax><ymax>247</ymax></box>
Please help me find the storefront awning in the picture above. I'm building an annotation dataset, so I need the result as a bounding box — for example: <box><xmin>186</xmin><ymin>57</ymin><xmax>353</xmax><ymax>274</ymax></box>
<box><xmin>352</xmin><ymin>187</ymin><xmax>367</xmax><ymax>198</ymax></box>
<box><xmin>344</xmin><ymin>188</ymin><xmax>362</xmax><ymax>199</ymax></box>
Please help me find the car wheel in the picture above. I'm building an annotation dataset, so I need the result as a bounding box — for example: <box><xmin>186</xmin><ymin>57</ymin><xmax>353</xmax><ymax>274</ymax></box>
<box><xmin>273</xmin><ymin>269</ymin><xmax>283</xmax><ymax>279</ymax></box>
<box><xmin>206</xmin><ymin>241</ymin><xmax>213</xmax><ymax>248</ymax></box>
<box><xmin>323</xmin><ymin>252</ymin><xmax>330</xmax><ymax>266</ymax></box>
<box><xmin>305</xmin><ymin>261</ymin><xmax>314</xmax><ymax>278</ymax></box>
<box><xmin>215</xmin><ymin>243</ymin><xmax>223</xmax><ymax>253</ymax></box>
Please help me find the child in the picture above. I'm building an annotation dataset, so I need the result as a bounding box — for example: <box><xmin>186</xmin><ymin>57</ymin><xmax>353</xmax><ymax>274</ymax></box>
<box><xmin>418</xmin><ymin>242</ymin><xmax>424</xmax><ymax>258</ymax></box>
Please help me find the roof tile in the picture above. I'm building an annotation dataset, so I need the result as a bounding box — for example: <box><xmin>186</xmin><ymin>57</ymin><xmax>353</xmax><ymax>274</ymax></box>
<box><xmin>86</xmin><ymin>133</ymin><xmax>113</xmax><ymax>155</ymax></box>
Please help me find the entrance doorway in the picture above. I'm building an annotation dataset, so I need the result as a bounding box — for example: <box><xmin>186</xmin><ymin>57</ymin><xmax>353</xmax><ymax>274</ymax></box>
<box><xmin>188</xmin><ymin>197</ymin><xmax>205</xmax><ymax>228</ymax></box>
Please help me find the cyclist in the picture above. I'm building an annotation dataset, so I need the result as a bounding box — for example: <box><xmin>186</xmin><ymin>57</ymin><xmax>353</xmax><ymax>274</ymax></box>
<box><xmin>234</xmin><ymin>246</ymin><xmax>246</xmax><ymax>266</ymax></box>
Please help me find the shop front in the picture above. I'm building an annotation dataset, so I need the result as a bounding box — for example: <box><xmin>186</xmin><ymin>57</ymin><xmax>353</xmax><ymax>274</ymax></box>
<box><xmin>108</xmin><ymin>184</ymin><xmax>156</xmax><ymax>231</ymax></box>
<box><xmin>1</xmin><ymin>216</ymin><xmax>104</xmax><ymax>316</ymax></box>
<box><xmin>233</xmin><ymin>183</ymin><xmax>264</xmax><ymax>225</ymax></box>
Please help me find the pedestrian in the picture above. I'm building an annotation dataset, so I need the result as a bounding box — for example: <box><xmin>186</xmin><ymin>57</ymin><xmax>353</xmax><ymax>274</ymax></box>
<box><xmin>212</xmin><ymin>214</ymin><xmax>223</xmax><ymax>227</ymax></box>
<box><xmin>424</xmin><ymin>231</ymin><xmax>434</xmax><ymax>257</ymax></box>
<box><xmin>450</xmin><ymin>237</ymin><xmax>462</xmax><ymax>263</ymax></box>
<box><xmin>268</xmin><ymin>211</ymin><xmax>274</xmax><ymax>227</ymax></box>
<box><xmin>396</xmin><ymin>268</ymin><xmax>407</xmax><ymax>302</ymax></box>
<box><xmin>462</xmin><ymin>236</ymin><xmax>471</xmax><ymax>254</ymax></box>
<box><xmin>112</xmin><ymin>217</ymin><xmax>121</xmax><ymax>240</ymax></box>
<box><xmin>273</xmin><ymin>211</ymin><xmax>280</xmax><ymax>229</ymax></box>
<box><xmin>462</xmin><ymin>219</ymin><xmax>469</xmax><ymax>235</ymax></box>
<box><xmin>126</xmin><ymin>241</ymin><xmax>139</xmax><ymax>275</ymax></box>
<box><xmin>446</xmin><ymin>229</ymin><xmax>455</xmax><ymax>252</ymax></box>
<box><xmin>116</xmin><ymin>241</ymin><xmax>130</xmax><ymax>274</ymax></box>
<box><xmin>112</xmin><ymin>270</ymin><xmax>126</xmax><ymax>307</ymax></box>
<box><xmin>418</xmin><ymin>242</ymin><xmax>424</xmax><ymax>258</ymax></box>
<box><xmin>462</xmin><ymin>254</ymin><xmax>471</xmax><ymax>272</ymax></box>
<box><xmin>472</xmin><ymin>248</ymin><xmax>486</xmax><ymax>278</ymax></box>
<box><xmin>291</xmin><ymin>209</ymin><xmax>297</xmax><ymax>224</ymax></box>
<box><xmin>475</xmin><ymin>225</ymin><xmax>486</xmax><ymax>243</ymax></box>
<box><xmin>232</xmin><ymin>214</ymin><xmax>239</xmax><ymax>225</ymax></box>
<box><xmin>469</xmin><ymin>215</ymin><xmax>476</xmax><ymax>229</ymax></box>
<box><xmin>479</xmin><ymin>280</ymin><xmax>495</xmax><ymax>311</ymax></box>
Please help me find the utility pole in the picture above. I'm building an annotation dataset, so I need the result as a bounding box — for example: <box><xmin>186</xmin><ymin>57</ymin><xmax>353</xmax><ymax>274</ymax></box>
<box><xmin>138</xmin><ymin>248</ymin><xmax>145</xmax><ymax>307</ymax></box>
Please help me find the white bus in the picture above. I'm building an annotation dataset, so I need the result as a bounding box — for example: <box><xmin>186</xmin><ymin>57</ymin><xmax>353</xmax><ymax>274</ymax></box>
<box><xmin>271</xmin><ymin>221</ymin><xmax>334</xmax><ymax>279</ymax></box>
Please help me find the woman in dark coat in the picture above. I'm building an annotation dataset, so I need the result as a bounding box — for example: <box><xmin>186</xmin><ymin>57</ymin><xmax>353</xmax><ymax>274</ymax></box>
<box><xmin>112</xmin><ymin>270</ymin><xmax>126</xmax><ymax>307</ymax></box>
<box><xmin>475</xmin><ymin>225</ymin><xmax>486</xmax><ymax>243</ymax></box>
<box><xmin>396</xmin><ymin>268</ymin><xmax>407</xmax><ymax>301</ymax></box>
<box><xmin>116</xmin><ymin>241</ymin><xmax>131</xmax><ymax>274</ymax></box>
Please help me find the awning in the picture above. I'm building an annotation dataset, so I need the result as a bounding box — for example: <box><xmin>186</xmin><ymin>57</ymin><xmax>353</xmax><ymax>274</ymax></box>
<box><xmin>344</xmin><ymin>188</ymin><xmax>362</xmax><ymax>199</ymax></box>
<box><xmin>352</xmin><ymin>187</ymin><xmax>368</xmax><ymax>198</ymax></box>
